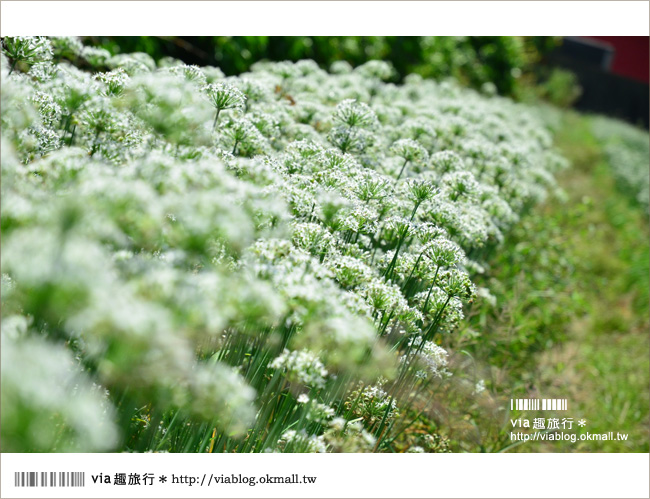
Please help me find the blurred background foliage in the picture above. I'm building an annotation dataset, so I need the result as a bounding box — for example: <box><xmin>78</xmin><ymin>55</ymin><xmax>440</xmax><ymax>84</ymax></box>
<box><xmin>83</xmin><ymin>36</ymin><xmax>563</xmax><ymax>99</ymax></box>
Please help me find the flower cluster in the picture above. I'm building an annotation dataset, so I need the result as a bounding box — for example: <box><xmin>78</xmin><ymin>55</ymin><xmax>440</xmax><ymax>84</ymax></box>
<box><xmin>345</xmin><ymin>379</ymin><xmax>399</xmax><ymax>428</ymax></box>
<box><xmin>269</xmin><ymin>349</ymin><xmax>328</xmax><ymax>389</ymax></box>
<box><xmin>3</xmin><ymin>36</ymin><xmax>53</xmax><ymax>72</ymax></box>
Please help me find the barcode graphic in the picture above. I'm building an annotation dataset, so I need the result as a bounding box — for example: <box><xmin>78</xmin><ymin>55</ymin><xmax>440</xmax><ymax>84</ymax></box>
<box><xmin>510</xmin><ymin>399</ymin><xmax>568</xmax><ymax>411</ymax></box>
<box><xmin>14</xmin><ymin>472</ymin><xmax>85</xmax><ymax>487</ymax></box>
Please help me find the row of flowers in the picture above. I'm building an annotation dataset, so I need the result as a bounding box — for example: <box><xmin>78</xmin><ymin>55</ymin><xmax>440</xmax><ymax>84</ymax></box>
<box><xmin>1</xmin><ymin>37</ymin><xmax>565</xmax><ymax>452</ymax></box>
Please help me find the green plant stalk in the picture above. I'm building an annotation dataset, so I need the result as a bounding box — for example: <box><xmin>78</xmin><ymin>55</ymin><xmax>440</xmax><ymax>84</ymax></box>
<box><xmin>213</xmin><ymin>109</ymin><xmax>221</xmax><ymax>130</ymax></box>
<box><xmin>422</xmin><ymin>265</ymin><xmax>441</xmax><ymax>313</ymax></box>
<box><xmin>395</xmin><ymin>158</ymin><xmax>409</xmax><ymax>183</ymax></box>
<box><xmin>421</xmin><ymin>295</ymin><xmax>451</xmax><ymax>344</ymax></box>
<box><xmin>402</xmin><ymin>251</ymin><xmax>424</xmax><ymax>295</ymax></box>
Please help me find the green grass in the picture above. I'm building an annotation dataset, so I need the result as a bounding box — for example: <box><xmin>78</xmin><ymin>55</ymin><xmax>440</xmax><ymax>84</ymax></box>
<box><xmin>534</xmin><ymin>113</ymin><xmax>649</xmax><ymax>451</ymax></box>
<box><xmin>419</xmin><ymin>111</ymin><xmax>649</xmax><ymax>452</ymax></box>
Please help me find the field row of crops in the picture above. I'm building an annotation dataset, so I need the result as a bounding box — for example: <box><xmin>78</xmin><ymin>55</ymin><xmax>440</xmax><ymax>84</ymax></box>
<box><xmin>1</xmin><ymin>37</ymin><xmax>647</xmax><ymax>453</ymax></box>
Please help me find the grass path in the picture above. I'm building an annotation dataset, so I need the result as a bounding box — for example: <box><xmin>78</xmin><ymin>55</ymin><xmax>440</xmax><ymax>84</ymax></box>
<box><xmin>427</xmin><ymin>111</ymin><xmax>649</xmax><ymax>452</ymax></box>
<box><xmin>532</xmin><ymin>112</ymin><xmax>649</xmax><ymax>451</ymax></box>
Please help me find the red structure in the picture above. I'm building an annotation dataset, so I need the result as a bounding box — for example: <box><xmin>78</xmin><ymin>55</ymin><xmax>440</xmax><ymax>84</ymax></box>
<box><xmin>547</xmin><ymin>37</ymin><xmax>649</xmax><ymax>127</ymax></box>
<box><xmin>584</xmin><ymin>36</ymin><xmax>649</xmax><ymax>84</ymax></box>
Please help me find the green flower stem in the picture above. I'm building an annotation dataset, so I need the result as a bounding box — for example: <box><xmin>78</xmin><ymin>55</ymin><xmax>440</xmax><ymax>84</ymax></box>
<box><xmin>422</xmin><ymin>265</ymin><xmax>441</xmax><ymax>313</ymax></box>
<box><xmin>383</xmin><ymin>226</ymin><xmax>409</xmax><ymax>281</ymax></box>
<box><xmin>68</xmin><ymin>124</ymin><xmax>76</xmax><ymax>146</ymax></box>
<box><xmin>421</xmin><ymin>295</ymin><xmax>452</xmax><ymax>344</ymax></box>
<box><xmin>212</xmin><ymin>109</ymin><xmax>221</xmax><ymax>131</ymax></box>
<box><xmin>402</xmin><ymin>251</ymin><xmax>425</xmax><ymax>296</ymax></box>
<box><xmin>372</xmin><ymin>397</ymin><xmax>395</xmax><ymax>448</ymax></box>
<box><xmin>395</xmin><ymin>158</ymin><xmax>409</xmax><ymax>183</ymax></box>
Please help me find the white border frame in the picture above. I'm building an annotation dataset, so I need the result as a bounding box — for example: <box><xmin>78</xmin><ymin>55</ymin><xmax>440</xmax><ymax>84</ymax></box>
<box><xmin>1</xmin><ymin>1</ymin><xmax>649</xmax><ymax>36</ymax></box>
